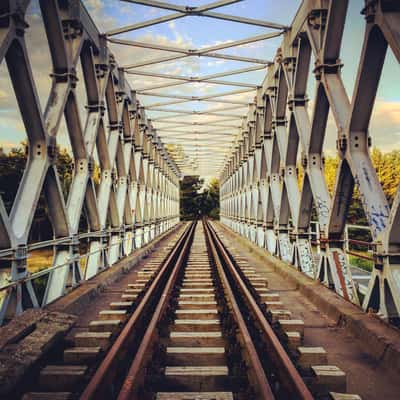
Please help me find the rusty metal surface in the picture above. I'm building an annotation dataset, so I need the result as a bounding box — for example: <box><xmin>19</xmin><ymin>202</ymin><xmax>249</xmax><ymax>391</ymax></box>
<box><xmin>80</xmin><ymin>222</ymin><xmax>194</xmax><ymax>400</ymax></box>
<box><xmin>205</xmin><ymin>220</ymin><xmax>314</xmax><ymax>400</ymax></box>
<box><xmin>203</xmin><ymin>220</ymin><xmax>275</xmax><ymax>400</ymax></box>
<box><xmin>116</xmin><ymin>221</ymin><xmax>196</xmax><ymax>400</ymax></box>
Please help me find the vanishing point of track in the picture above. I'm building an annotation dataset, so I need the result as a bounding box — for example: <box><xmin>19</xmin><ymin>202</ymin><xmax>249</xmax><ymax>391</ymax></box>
<box><xmin>21</xmin><ymin>220</ymin><xmax>352</xmax><ymax>400</ymax></box>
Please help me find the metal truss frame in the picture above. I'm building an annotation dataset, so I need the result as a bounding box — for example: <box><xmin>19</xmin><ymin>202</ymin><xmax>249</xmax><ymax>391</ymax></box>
<box><xmin>220</xmin><ymin>0</ymin><xmax>400</xmax><ymax>321</ymax></box>
<box><xmin>0</xmin><ymin>0</ymin><xmax>180</xmax><ymax>323</ymax></box>
<box><xmin>1</xmin><ymin>0</ymin><xmax>398</xmax><ymax>322</ymax></box>
<box><xmin>100</xmin><ymin>0</ymin><xmax>287</xmax><ymax>175</ymax></box>
<box><xmin>153</xmin><ymin>122</ymin><xmax>242</xmax><ymax>129</ymax></box>
<box><xmin>109</xmin><ymin>32</ymin><xmax>280</xmax><ymax>68</ymax></box>
<box><xmin>126</xmin><ymin>65</ymin><xmax>267</xmax><ymax>92</ymax></box>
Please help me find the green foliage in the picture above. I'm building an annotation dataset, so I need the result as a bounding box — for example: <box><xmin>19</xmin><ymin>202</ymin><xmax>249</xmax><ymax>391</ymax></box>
<box><xmin>0</xmin><ymin>143</ymin><xmax>74</xmax><ymax>240</ymax></box>
<box><xmin>180</xmin><ymin>176</ymin><xmax>220</xmax><ymax>220</ymax></box>
<box><xmin>57</xmin><ymin>148</ymin><xmax>74</xmax><ymax>200</ymax></box>
<box><xmin>323</xmin><ymin>148</ymin><xmax>400</xmax><ymax>225</ymax></box>
<box><xmin>200</xmin><ymin>178</ymin><xmax>220</xmax><ymax>220</ymax></box>
<box><xmin>348</xmin><ymin>254</ymin><xmax>374</xmax><ymax>272</ymax></box>
<box><xmin>0</xmin><ymin>146</ymin><xmax>27</xmax><ymax>213</ymax></box>
<box><xmin>370</xmin><ymin>147</ymin><xmax>400</xmax><ymax>204</ymax></box>
<box><xmin>180</xmin><ymin>175</ymin><xmax>203</xmax><ymax>220</ymax></box>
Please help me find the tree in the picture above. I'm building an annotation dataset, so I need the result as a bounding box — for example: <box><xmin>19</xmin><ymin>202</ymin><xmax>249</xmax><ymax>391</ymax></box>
<box><xmin>322</xmin><ymin>148</ymin><xmax>400</xmax><ymax>225</ymax></box>
<box><xmin>0</xmin><ymin>143</ymin><xmax>74</xmax><ymax>241</ymax></box>
<box><xmin>179</xmin><ymin>176</ymin><xmax>220</xmax><ymax>219</ymax></box>
<box><xmin>201</xmin><ymin>178</ymin><xmax>220</xmax><ymax>219</ymax></box>
<box><xmin>180</xmin><ymin>175</ymin><xmax>204</xmax><ymax>220</ymax></box>
<box><xmin>0</xmin><ymin>146</ymin><xmax>27</xmax><ymax>213</ymax></box>
<box><xmin>371</xmin><ymin>147</ymin><xmax>400</xmax><ymax>204</ymax></box>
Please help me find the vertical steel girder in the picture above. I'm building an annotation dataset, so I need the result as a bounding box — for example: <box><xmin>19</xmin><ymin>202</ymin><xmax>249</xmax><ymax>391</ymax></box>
<box><xmin>0</xmin><ymin>0</ymin><xmax>180</xmax><ymax>323</ymax></box>
<box><xmin>220</xmin><ymin>0</ymin><xmax>400</xmax><ymax>321</ymax></box>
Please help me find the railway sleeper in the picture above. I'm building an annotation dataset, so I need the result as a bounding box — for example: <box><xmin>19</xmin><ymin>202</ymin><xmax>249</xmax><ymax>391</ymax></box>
<box><xmin>22</xmin><ymin>392</ymin><xmax>73</xmax><ymax>400</ymax></box>
<box><xmin>270</xmin><ymin>309</ymin><xmax>292</xmax><ymax>321</ymax></box>
<box><xmin>98</xmin><ymin>309</ymin><xmax>128</xmax><ymax>321</ymax></box>
<box><xmin>38</xmin><ymin>365</ymin><xmax>88</xmax><ymax>391</ymax></box>
<box><xmin>147</xmin><ymin>366</ymin><xmax>244</xmax><ymax>392</ymax></box>
<box><xmin>156</xmin><ymin>392</ymin><xmax>234</xmax><ymax>400</ymax></box>
<box><xmin>89</xmin><ymin>319</ymin><xmax>122</xmax><ymax>333</ymax></box>
<box><xmin>109</xmin><ymin>301</ymin><xmax>134</xmax><ymax>310</ymax></box>
<box><xmin>169</xmin><ymin>331</ymin><xmax>225</xmax><ymax>347</ymax></box>
<box><xmin>329</xmin><ymin>393</ymin><xmax>362</xmax><ymax>400</ymax></box>
<box><xmin>74</xmin><ymin>331</ymin><xmax>112</xmax><ymax>350</ymax></box>
<box><xmin>310</xmin><ymin>365</ymin><xmax>347</xmax><ymax>395</ymax></box>
<box><xmin>166</xmin><ymin>346</ymin><xmax>226</xmax><ymax>366</ymax></box>
<box><xmin>64</xmin><ymin>346</ymin><xmax>102</xmax><ymax>364</ymax></box>
<box><xmin>177</xmin><ymin>300</ymin><xmax>217</xmax><ymax>310</ymax></box>
<box><xmin>175</xmin><ymin>309</ymin><xmax>219</xmax><ymax>320</ymax></box>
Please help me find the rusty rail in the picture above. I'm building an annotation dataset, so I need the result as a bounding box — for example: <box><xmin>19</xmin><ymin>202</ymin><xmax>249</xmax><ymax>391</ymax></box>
<box><xmin>116</xmin><ymin>220</ymin><xmax>196</xmax><ymax>400</ymax></box>
<box><xmin>81</xmin><ymin>218</ymin><xmax>313</xmax><ymax>399</ymax></box>
<box><xmin>203</xmin><ymin>219</ymin><xmax>275</xmax><ymax>399</ymax></box>
<box><xmin>80</xmin><ymin>221</ymin><xmax>196</xmax><ymax>400</ymax></box>
<box><xmin>204</xmin><ymin>220</ymin><xmax>314</xmax><ymax>400</ymax></box>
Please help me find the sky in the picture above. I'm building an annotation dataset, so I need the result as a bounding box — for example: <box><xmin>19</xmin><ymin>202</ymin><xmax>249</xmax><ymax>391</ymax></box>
<box><xmin>0</xmin><ymin>0</ymin><xmax>399</xmax><ymax>178</ymax></box>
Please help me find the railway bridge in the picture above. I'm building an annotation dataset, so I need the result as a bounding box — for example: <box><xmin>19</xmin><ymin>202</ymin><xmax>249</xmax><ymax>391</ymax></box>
<box><xmin>0</xmin><ymin>1</ymin><xmax>399</xmax><ymax>399</ymax></box>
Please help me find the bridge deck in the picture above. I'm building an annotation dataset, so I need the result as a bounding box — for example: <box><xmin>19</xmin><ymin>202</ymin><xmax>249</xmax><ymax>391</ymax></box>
<box><xmin>1</xmin><ymin>221</ymin><xmax>399</xmax><ymax>399</ymax></box>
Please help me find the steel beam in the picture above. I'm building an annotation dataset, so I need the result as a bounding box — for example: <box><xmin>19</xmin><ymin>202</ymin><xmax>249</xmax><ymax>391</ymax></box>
<box><xmin>123</xmin><ymin>52</ymin><xmax>271</xmax><ymax>69</ymax></box>
<box><xmin>112</xmin><ymin>33</ymin><xmax>278</xmax><ymax>69</ymax></box>
<box><xmin>107</xmin><ymin>0</ymin><xmax>286</xmax><ymax>36</ymax></box>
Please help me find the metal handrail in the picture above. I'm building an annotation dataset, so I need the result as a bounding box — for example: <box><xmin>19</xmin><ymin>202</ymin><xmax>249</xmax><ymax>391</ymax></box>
<box><xmin>0</xmin><ymin>222</ymin><xmax>176</xmax><ymax>293</ymax></box>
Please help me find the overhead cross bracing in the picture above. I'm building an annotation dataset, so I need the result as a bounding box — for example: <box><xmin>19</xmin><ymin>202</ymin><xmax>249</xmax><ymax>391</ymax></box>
<box><xmin>103</xmin><ymin>0</ymin><xmax>289</xmax><ymax>176</ymax></box>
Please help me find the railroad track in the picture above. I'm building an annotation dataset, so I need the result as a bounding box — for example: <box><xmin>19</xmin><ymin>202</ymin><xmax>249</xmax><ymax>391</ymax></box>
<box><xmin>21</xmin><ymin>220</ymin><xmax>360</xmax><ymax>400</ymax></box>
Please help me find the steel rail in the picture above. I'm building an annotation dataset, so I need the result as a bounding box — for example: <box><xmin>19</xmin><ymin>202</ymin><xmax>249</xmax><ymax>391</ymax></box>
<box><xmin>203</xmin><ymin>219</ymin><xmax>275</xmax><ymax>400</ymax></box>
<box><xmin>116</xmin><ymin>220</ymin><xmax>196</xmax><ymax>400</ymax></box>
<box><xmin>80</xmin><ymin>221</ymin><xmax>196</xmax><ymax>400</ymax></box>
<box><xmin>205</xmin><ymin>220</ymin><xmax>314</xmax><ymax>400</ymax></box>
<box><xmin>117</xmin><ymin>218</ymin><xmax>274</xmax><ymax>399</ymax></box>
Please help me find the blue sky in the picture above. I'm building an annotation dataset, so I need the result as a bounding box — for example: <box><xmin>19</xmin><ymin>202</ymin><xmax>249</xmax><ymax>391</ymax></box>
<box><xmin>0</xmin><ymin>0</ymin><xmax>399</xmax><ymax>175</ymax></box>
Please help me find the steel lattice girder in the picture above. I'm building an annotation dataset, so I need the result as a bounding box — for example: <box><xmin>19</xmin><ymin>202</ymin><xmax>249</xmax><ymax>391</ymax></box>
<box><xmin>219</xmin><ymin>0</ymin><xmax>400</xmax><ymax>320</ymax></box>
<box><xmin>0</xmin><ymin>0</ymin><xmax>180</xmax><ymax>323</ymax></box>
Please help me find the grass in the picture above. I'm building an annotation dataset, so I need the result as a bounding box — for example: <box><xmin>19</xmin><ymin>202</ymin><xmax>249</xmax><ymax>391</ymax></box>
<box><xmin>0</xmin><ymin>248</ymin><xmax>89</xmax><ymax>305</ymax></box>
<box><xmin>0</xmin><ymin>249</ymin><xmax>53</xmax><ymax>289</ymax></box>
<box><xmin>348</xmin><ymin>253</ymin><xmax>374</xmax><ymax>272</ymax></box>
<box><xmin>27</xmin><ymin>249</ymin><xmax>87</xmax><ymax>274</ymax></box>
<box><xmin>27</xmin><ymin>249</ymin><xmax>54</xmax><ymax>273</ymax></box>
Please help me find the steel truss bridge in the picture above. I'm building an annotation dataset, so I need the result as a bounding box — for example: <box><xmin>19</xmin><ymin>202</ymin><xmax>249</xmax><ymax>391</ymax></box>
<box><xmin>0</xmin><ymin>0</ymin><xmax>399</xmax><ymax>324</ymax></box>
